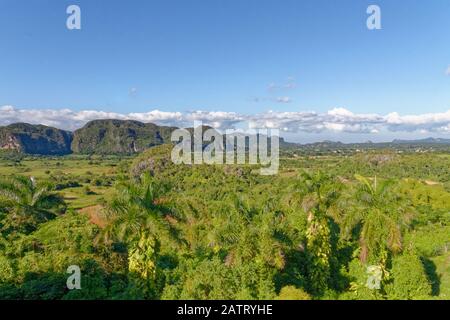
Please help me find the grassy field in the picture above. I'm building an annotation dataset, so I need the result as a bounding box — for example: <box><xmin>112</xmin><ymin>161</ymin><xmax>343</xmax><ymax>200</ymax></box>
<box><xmin>0</xmin><ymin>155</ymin><xmax>130</xmax><ymax>209</ymax></box>
<box><xmin>431</xmin><ymin>252</ymin><xmax>450</xmax><ymax>299</ymax></box>
<box><xmin>0</xmin><ymin>157</ymin><xmax>120</xmax><ymax>177</ymax></box>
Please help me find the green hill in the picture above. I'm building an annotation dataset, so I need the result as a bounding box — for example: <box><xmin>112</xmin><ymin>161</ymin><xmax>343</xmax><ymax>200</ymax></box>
<box><xmin>71</xmin><ymin>119</ymin><xmax>177</xmax><ymax>154</ymax></box>
<box><xmin>0</xmin><ymin>123</ymin><xmax>73</xmax><ymax>155</ymax></box>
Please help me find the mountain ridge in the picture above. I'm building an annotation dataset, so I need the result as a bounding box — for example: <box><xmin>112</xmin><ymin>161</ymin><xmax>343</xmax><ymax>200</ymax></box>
<box><xmin>1</xmin><ymin>120</ymin><xmax>449</xmax><ymax>155</ymax></box>
<box><xmin>0</xmin><ymin>123</ymin><xmax>73</xmax><ymax>155</ymax></box>
<box><xmin>71</xmin><ymin>119</ymin><xmax>177</xmax><ymax>154</ymax></box>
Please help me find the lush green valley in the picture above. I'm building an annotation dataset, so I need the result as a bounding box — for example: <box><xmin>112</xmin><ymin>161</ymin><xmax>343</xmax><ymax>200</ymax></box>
<box><xmin>0</xmin><ymin>144</ymin><xmax>448</xmax><ymax>300</ymax></box>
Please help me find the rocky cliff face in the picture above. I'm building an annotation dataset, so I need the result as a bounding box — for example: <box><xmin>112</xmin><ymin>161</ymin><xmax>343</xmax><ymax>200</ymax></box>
<box><xmin>0</xmin><ymin>123</ymin><xmax>73</xmax><ymax>155</ymax></box>
<box><xmin>0</xmin><ymin>135</ymin><xmax>21</xmax><ymax>151</ymax></box>
<box><xmin>71</xmin><ymin>119</ymin><xmax>177</xmax><ymax>154</ymax></box>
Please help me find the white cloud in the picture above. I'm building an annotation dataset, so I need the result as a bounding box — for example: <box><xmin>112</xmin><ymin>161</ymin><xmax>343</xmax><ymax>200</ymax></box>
<box><xmin>129</xmin><ymin>87</ymin><xmax>138</xmax><ymax>97</ymax></box>
<box><xmin>328</xmin><ymin>107</ymin><xmax>354</xmax><ymax>117</ymax></box>
<box><xmin>0</xmin><ymin>106</ymin><xmax>182</xmax><ymax>131</ymax></box>
<box><xmin>385</xmin><ymin>110</ymin><xmax>450</xmax><ymax>132</ymax></box>
<box><xmin>446</xmin><ymin>66</ymin><xmax>450</xmax><ymax>76</ymax></box>
<box><xmin>276</xmin><ymin>97</ymin><xmax>292</xmax><ymax>103</ymax></box>
<box><xmin>1</xmin><ymin>105</ymin><xmax>450</xmax><ymax>135</ymax></box>
<box><xmin>268</xmin><ymin>77</ymin><xmax>297</xmax><ymax>91</ymax></box>
<box><xmin>183</xmin><ymin>110</ymin><xmax>244</xmax><ymax>129</ymax></box>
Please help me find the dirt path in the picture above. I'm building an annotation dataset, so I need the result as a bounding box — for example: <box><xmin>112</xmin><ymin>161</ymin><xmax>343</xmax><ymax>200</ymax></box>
<box><xmin>78</xmin><ymin>205</ymin><xmax>107</xmax><ymax>228</ymax></box>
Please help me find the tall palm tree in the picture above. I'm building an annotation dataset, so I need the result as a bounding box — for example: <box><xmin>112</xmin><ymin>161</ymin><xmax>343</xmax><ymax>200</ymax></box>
<box><xmin>297</xmin><ymin>171</ymin><xmax>341</xmax><ymax>295</ymax></box>
<box><xmin>341</xmin><ymin>174</ymin><xmax>413</xmax><ymax>265</ymax></box>
<box><xmin>0</xmin><ymin>176</ymin><xmax>65</xmax><ymax>235</ymax></box>
<box><xmin>213</xmin><ymin>196</ymin><xmax>285</xmax><ymax>270</ymax></box>
<box><xmin>101</xmin><ymin>172</ymin><xmax>176</xmax><ymax>245</ymax></box>
<box><xmin>100</xmin><ymin>172</ymin><xmax>180</xmax><ymax>298</ymax></box>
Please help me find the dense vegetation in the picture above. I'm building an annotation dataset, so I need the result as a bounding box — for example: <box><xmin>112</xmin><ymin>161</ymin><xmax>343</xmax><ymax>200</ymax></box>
<box><xmin>0</xmin><ymin>144</ymin><xmax>449</xmax><ymax>300</ymax></box>
<box><xmin>71</xmin><ymin>120</ymin><xmax>177</xmax><ymax>154</ymax></box>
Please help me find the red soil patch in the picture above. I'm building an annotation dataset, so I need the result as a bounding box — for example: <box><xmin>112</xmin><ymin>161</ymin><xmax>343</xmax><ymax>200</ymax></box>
<box><xmin>164</xmin><ymin>215</ymin><xmax>179</xmax><ymax>225</ymax></box>
<box><xmin>79</xmin><ymin>205</ymin><xmax>107</xmax><ymax>228</ymax></box>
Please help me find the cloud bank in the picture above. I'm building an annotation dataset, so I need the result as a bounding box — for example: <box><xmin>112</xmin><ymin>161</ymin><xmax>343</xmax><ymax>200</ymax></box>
<box><xmin>1</xmin><ymin>105</ymin><xmax>450</xmax><ymax>135</ymax></box>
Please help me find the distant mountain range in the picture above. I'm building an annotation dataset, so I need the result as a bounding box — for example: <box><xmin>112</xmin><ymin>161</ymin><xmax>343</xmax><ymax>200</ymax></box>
<box><xmin>0</xmin><ymin>120</ymin><xmax>177</xmax><ymax>155</ymax></box>
<box><xmin>0</xmin><ymin>120</ymin><xmax>449</xmax><ymax>155</ymax></box>
<box><xmin>391</xmin><ymin>137</ymin><xmax>450</xmax><ymax>144</ymax></box>
<box><xmin>296</xmin><ymin>137</ymin><xmax>450</xmax><ymax>148</ymax></box>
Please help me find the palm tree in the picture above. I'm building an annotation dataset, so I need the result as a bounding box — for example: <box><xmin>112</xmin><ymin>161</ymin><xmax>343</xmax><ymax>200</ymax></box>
<box><xmin>296</xmin><ymin>171</ymin><xmax>341</xmax><ymax>295</ymax></box>
<box><xmin>217</xmin><ymin>196</ymin><xmax>285</xmax><ymax>270</ymax></box>
<box><xmin>0</xmin><ymin>176</ymin><xmax>65</xmax><ymax>235</ymax></box>
<box><xmin>100</xmin><ymin>172</ymin><xmax>180</xmax><ymax>297</ymax></box>
<box><xmin>341</xmin><ymin>174</ymin><xmax>413</xmax><ymax>265</ymax></box>
<box><xmin>100</xmin><ymin>172</ymin><xmax>177</xmax><ymax>245</ymax></box>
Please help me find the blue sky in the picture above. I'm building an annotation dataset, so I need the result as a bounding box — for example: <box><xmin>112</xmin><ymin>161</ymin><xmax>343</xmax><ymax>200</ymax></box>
<box><xmin>0</xmin><ymin>0</ymin><xmax>450</xmax><ymax>142</ymax></box>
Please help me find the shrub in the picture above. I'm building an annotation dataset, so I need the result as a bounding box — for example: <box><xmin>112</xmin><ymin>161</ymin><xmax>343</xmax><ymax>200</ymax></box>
<box><xmin>83</xmin><ymin>186</ymin><xmax>95</xmax><ymax>195</ymax></box>
<box><xmin>276</xmin><ymin>286</ymin><xmax>311</xmax><ymax>300</ymax></box>
<box><xmin>0</xmin><ymin>255</ymin><xmax>15</xmax><ymax>283</ymax></box>
<box><xmin>385</xmin><ymin>251</ymin><xmax>432</xmax><ymax>300</ymax></box>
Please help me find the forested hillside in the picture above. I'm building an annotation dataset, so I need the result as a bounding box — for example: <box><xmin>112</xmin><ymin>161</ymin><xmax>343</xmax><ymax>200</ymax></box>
<box><xmin>0</xmin><ymin>120</ymin><xmax>177</xmax><ymax>156</ymax></box>
<box><xmin>71</xmin><ymin>120</ymin><xmax>176</xmax><ymax>154</ymax></box>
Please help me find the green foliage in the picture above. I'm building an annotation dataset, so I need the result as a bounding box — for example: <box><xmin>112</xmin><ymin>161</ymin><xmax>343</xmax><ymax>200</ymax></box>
<box><xmin>276</xmin><ymin>285</ymin><xmax>311</xmax><ymax>300</ymax></box>
<box><xmin>0</xmin><ymin>147</ymin><xmax>449</xmax><ymax>300</ymax></box>
<box><xmin>0</xmin><ymin>176</ymin><xmax>66</xmax><ymax>236</ymax></box>
<box><xmin>385</xmin><ymin>251</ymin><xmax>432</xmax><ymax>300</ymax></box>
<box><xmin>0</xmin><ymin>255</ymin><xmax>14</xmax><ymax>283</ymax></box>
<box><xmin>161</xmin><ymin>257</ymin><xmax>276</xmax><ymax>300</ymax></box>
<box><xmin>298</xmin><ymin>171</ymin><xmax>340</xmax><ymax>295</ymax></box>
<box><xmin>340</xmin><ymin>175</ymin><xmax>412</xmax><ymax>265</ymax></box>
<box><xmin>128</xmin><ymin>233</ymin><xmax>159</xmax><ymax>298</ymax></box>
<box><xmin>339</xmin><ymin>258</ymin><xmax>383</xmax><ymax>300</ymax></box>
<box><xmin>71</xmin><ymin>119</ymin><xmax>176</xmax><ymax>155</ymax></box>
